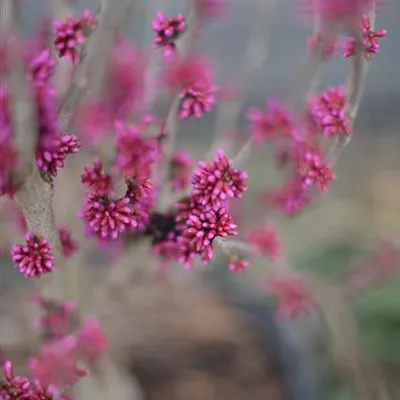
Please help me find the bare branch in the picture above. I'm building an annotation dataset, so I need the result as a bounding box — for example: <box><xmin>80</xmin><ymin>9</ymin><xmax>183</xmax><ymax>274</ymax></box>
<box><xmin>58</xmin><ymin>0</ymin><xmax>137</xmax><ymax>132</ymax></box>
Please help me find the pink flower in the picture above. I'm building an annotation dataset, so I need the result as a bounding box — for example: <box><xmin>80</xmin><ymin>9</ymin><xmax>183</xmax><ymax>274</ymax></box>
<box><xmin>246</xmin><ymin>100</ymin><xmax>296</xmax><ymax>143</ymax></box>
<box><xmin>29</xmin><ymin>49</ymin><xmax>56</xmax><ymax>87</ymax></box>
<box><xmin>36</xmin><ymin>135</ymin><xmax>81</xmax><ymax>177</ymax></box>
<box><xmin>58</xmin><ymin>227</ymin><xmax>78</xmax><ymax>258</ymax></box>
<box><xmin>263</xmin><ymin>178</ymin><xmax>312</xmax><ymax>216</ymax></box>
<box><xmin>32</xmin><ymin>295</ymin><xmax>77</xmax><ymax>340</ymax></box>
<box><xmin>228</xmin><ymin>256</ymin><xmax>250</xmax><ymax>274</ymax></box>
<box><xmin>53</xmin><ymin>10</ymin><xmax>96</xmax><ymax>64</ymax></box>
<box><xmin>170</xmin><ymin>150</ymin><xmax>193</xmax><ymax>190</ymax></box>
<box><xmin>310</xmin><ymin>86</ymin><xmax>352</xmax><ymax>137</ymax></box>
<box><xmin>114</xmin><ymin>121</ymin><xmax>159</xmax><ymax>181</ymax></box>
<box><xmin>107</xmin><ymin>41</ymin><xmax>145</xmax><ymax>117</ymax></box>
<box><xmin>266</xmin><ymin>275</ymin><xmax>314</xmax><ymax>320</ymax></box>
<box><xmin>11</xmin><ymin>233</ymin><xmax>55</xmax><ymax>278</ymax></box>
<box><xmin>192</xmin><ymin>149</ymin><xmax>248</xmax><ymax>206</ymax></box>
<box><xmin>293</xmin><ymin>145</ymin><xmax>336</xmax><ymax>191</ymax></box>
<box><xmin>246</xmin><ymin>225</ymin><xmax>282</xmax><ymax>261</ymax></box>
<box><xmin>164</xmin><ymin>55</ymin><xmax>217</xmax><ymax>118</ymax></box>
<box><xmin>1</xmin><ymin>360</ymin><xmax>53</xmax><ymax>399</ymax></box>
<box><xmin>343</xmin><ymin>15</ymin><xmax>387</xmax><ymax>60</ymax></box>
<box><xmin>307</xmin><ymin>32</ymin><xmax>338</xmax><ymax>60</ymax></box>
<box><xmin>80</xmin><ymin>194</ymin><xmax>137</xmax><ymax>240</ymax></box>
<box><xmin>152</xmin><ymin>12</ymin><xmax>186</xmax><ymax>58</ymax></box>
<box><xmin>179</xmin><ymin>206</ymin><xmax>237</xmax><ymax>267</ymax></box>
<box><xmin>81</xmin><ymin>158</ymin><xmax>114</xmax><ymax>195</ymax></box>
<box><xmin>30</xmin><ymin>336</ymin><xmax>86</xmax><ymax>392</ymax></box>
<box><xmin>179</xmin><ymin>77</ymin><xmax>216</xmax><ymax>119</ymax></box>
<box><xmin>76</xmin><ymin>318</ymin><xmax>108</xmax><ymax>362</ymax></box>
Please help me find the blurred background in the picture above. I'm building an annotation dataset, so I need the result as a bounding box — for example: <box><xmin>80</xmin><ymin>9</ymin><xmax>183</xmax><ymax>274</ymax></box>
<box><xmin>1</xmin><ymin>0</ymin><xmax>399</xmax><ymax>399</ymax></box>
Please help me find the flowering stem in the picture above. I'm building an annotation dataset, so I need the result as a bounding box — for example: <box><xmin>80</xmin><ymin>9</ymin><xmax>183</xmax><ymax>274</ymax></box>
<box><xmin>327</xmin><ymin>9</ymin><xmax>375</xmax><ymax>166</ymax></box>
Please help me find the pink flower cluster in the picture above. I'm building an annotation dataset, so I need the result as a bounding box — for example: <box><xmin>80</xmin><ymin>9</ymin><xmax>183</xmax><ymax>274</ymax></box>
<box><xmin>1</xmin><ymin>360</ymin><xmax>53</xmax><ymax>400</ymax></box>
<box><xmin>32</xmin><ymin>295</ymin><xmax>77</xmax><ymax>341</ymax></box>
<box><xmin>246</xmin><ymin>224</ymin><xmax>282</xmax><ymax>261</ymax></box>
<box><xmin>343</xmin><ymin>15</ymin><xmax>387</xmax><ymax>60</ymax></box>
<box><xmin>80</xmin><ymin>119</ymin><xmax>159</xmax><ymax>241</ymax></box>
<box><xmin>11</xmin><ymin>233</ymin><xmax>55</xmax><ymax>278</ymax></box>
<box><xmin>53</xmin><ymin>9</ymin><xmax>97</xmax><ymax>64</ymax></box>
<box><xmin>307</xmin><ymin>16</ymin><xmax>387</xmax><ymax>62</ymax></box>
<box><xmin>29</xmin><ymin>336</ymin><xmax>87</xmax><ymax>394</ymax></box>
<box><xmin>164</xmin><ymin>55</ymin><xmax>217</xmax><ymax>119</ymax></box>
<box><xmin>192</xmin><ymin>149</ymin><xmax>248</xmax><ymax>206</ymax></box>
<box><xmin>309</xmin><ymin>85</ymin><xmax>352</xmax><ymax>138</ymax></box>
<box><xmin>151</xmin><ymin>149</ymin><xmax>247</xmax><ymax>269</ymax></box>
<box><xmin>247</xmin><ymin>93</ymin><xmax>339</xmax><ymax>215</ymax></box>
<box><xmin>266</xmin><ymin>275</ymin><xmax>314</xmax><ymax>320</ymax></box>
<box><xmin>152</xmin><ymin>12</ymin><xmax>186</xmax><ymax>58</ymax></box>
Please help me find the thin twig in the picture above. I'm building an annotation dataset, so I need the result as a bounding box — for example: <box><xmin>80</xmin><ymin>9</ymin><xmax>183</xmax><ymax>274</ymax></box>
<box><xmin>327</xmin><ymin>9</ymin><xmax>374</xmax><ymax>166</ymax></box>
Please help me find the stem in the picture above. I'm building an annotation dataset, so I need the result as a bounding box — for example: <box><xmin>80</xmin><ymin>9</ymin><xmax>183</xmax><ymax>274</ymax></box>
<box><xmin>327</xmin><ymin>9</ymin><xmax>374</xmax><ymax>166</ymax></box>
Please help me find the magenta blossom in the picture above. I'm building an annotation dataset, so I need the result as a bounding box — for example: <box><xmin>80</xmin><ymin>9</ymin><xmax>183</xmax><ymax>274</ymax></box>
<box><xmin>246</xmin><ymin>225</ymin><xmax>282</xmax><ymax>261</ymax></box>
<box><xmin>1</xmin><ymin>360</ymin><xmax>53</xmax><ymax>400</ymax></box>
<box><xmin>36</xmin><ymin>135</ymin><xmax>81</xmax><ymax>177</ymax></box>
<box><xmin>81</xmin><ymin>158</ymin><xmax>114</xmax><ymax>195</ymax></box>
<box><xmin>58</xmin><ymin>227</ymin><xmax>78</xmax><ymax>258</ymax></box>
<box><xmin>178</xmin><ymin>205</ymin><xmax>237</xmax><ymax>268</ymax></box>
<box><xmin>53</xmin><ymin>10</ymin><xmax>96</xmax><ymax>64</ymax></box>
<box><xmin>152</xmin><ymin>12</ymin><xmax>186</xmax><ymax>58</ymax></box>
<box><xmin>266</xmin><ymin>275</ymin><xmax>314</xmax><ymax>320</ymax></box>
<box><xmin>246</xmin><ymin>100</ymin><xmax>296</xmax><ymax>143</ymax></box>
<box><xmin>343</xmin><ymin>15</ymin><xmax>387</xmax><ymax>60</ymax></box>
<box><xmin>309</xmin><ymin>86</ymin><xmax>352</xmax><ymax>137</ymax></box>
<box><xmin>228</xmin><ymin>256</ymin><xmax>250</xmax><ymax>274</ymax></box>
<box><xmin>192</xmin><ymin>149</ymin><xmax>248</xmax><ymax>206</ymax></box>
<box><xmin>114</xmin><ymin>120</ymin><xmax>160</xmax><ymax>182</ymax></box>
<box><xmin>80</xmin><ymin>193</ymin><xmax>137</xmax><ymax>240</ymax></box>
<box><xmin>28</xmin><ymin>49</ymin><xmax>56</xmax><ymax>87</ymax></box>
<box><xmin>30</xmin><ymin>336</ymin><xmax>86</xmax><ymax>393</ymax></box>
<box><xmin>76</xmin><ymin>318</ymin><xmax>108</xmax><ymax>362</ymax></box>
<box><xmin>11</xmin><ymin>233</ymin><xmax>55</xmax><ymax>278</ymax></box>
